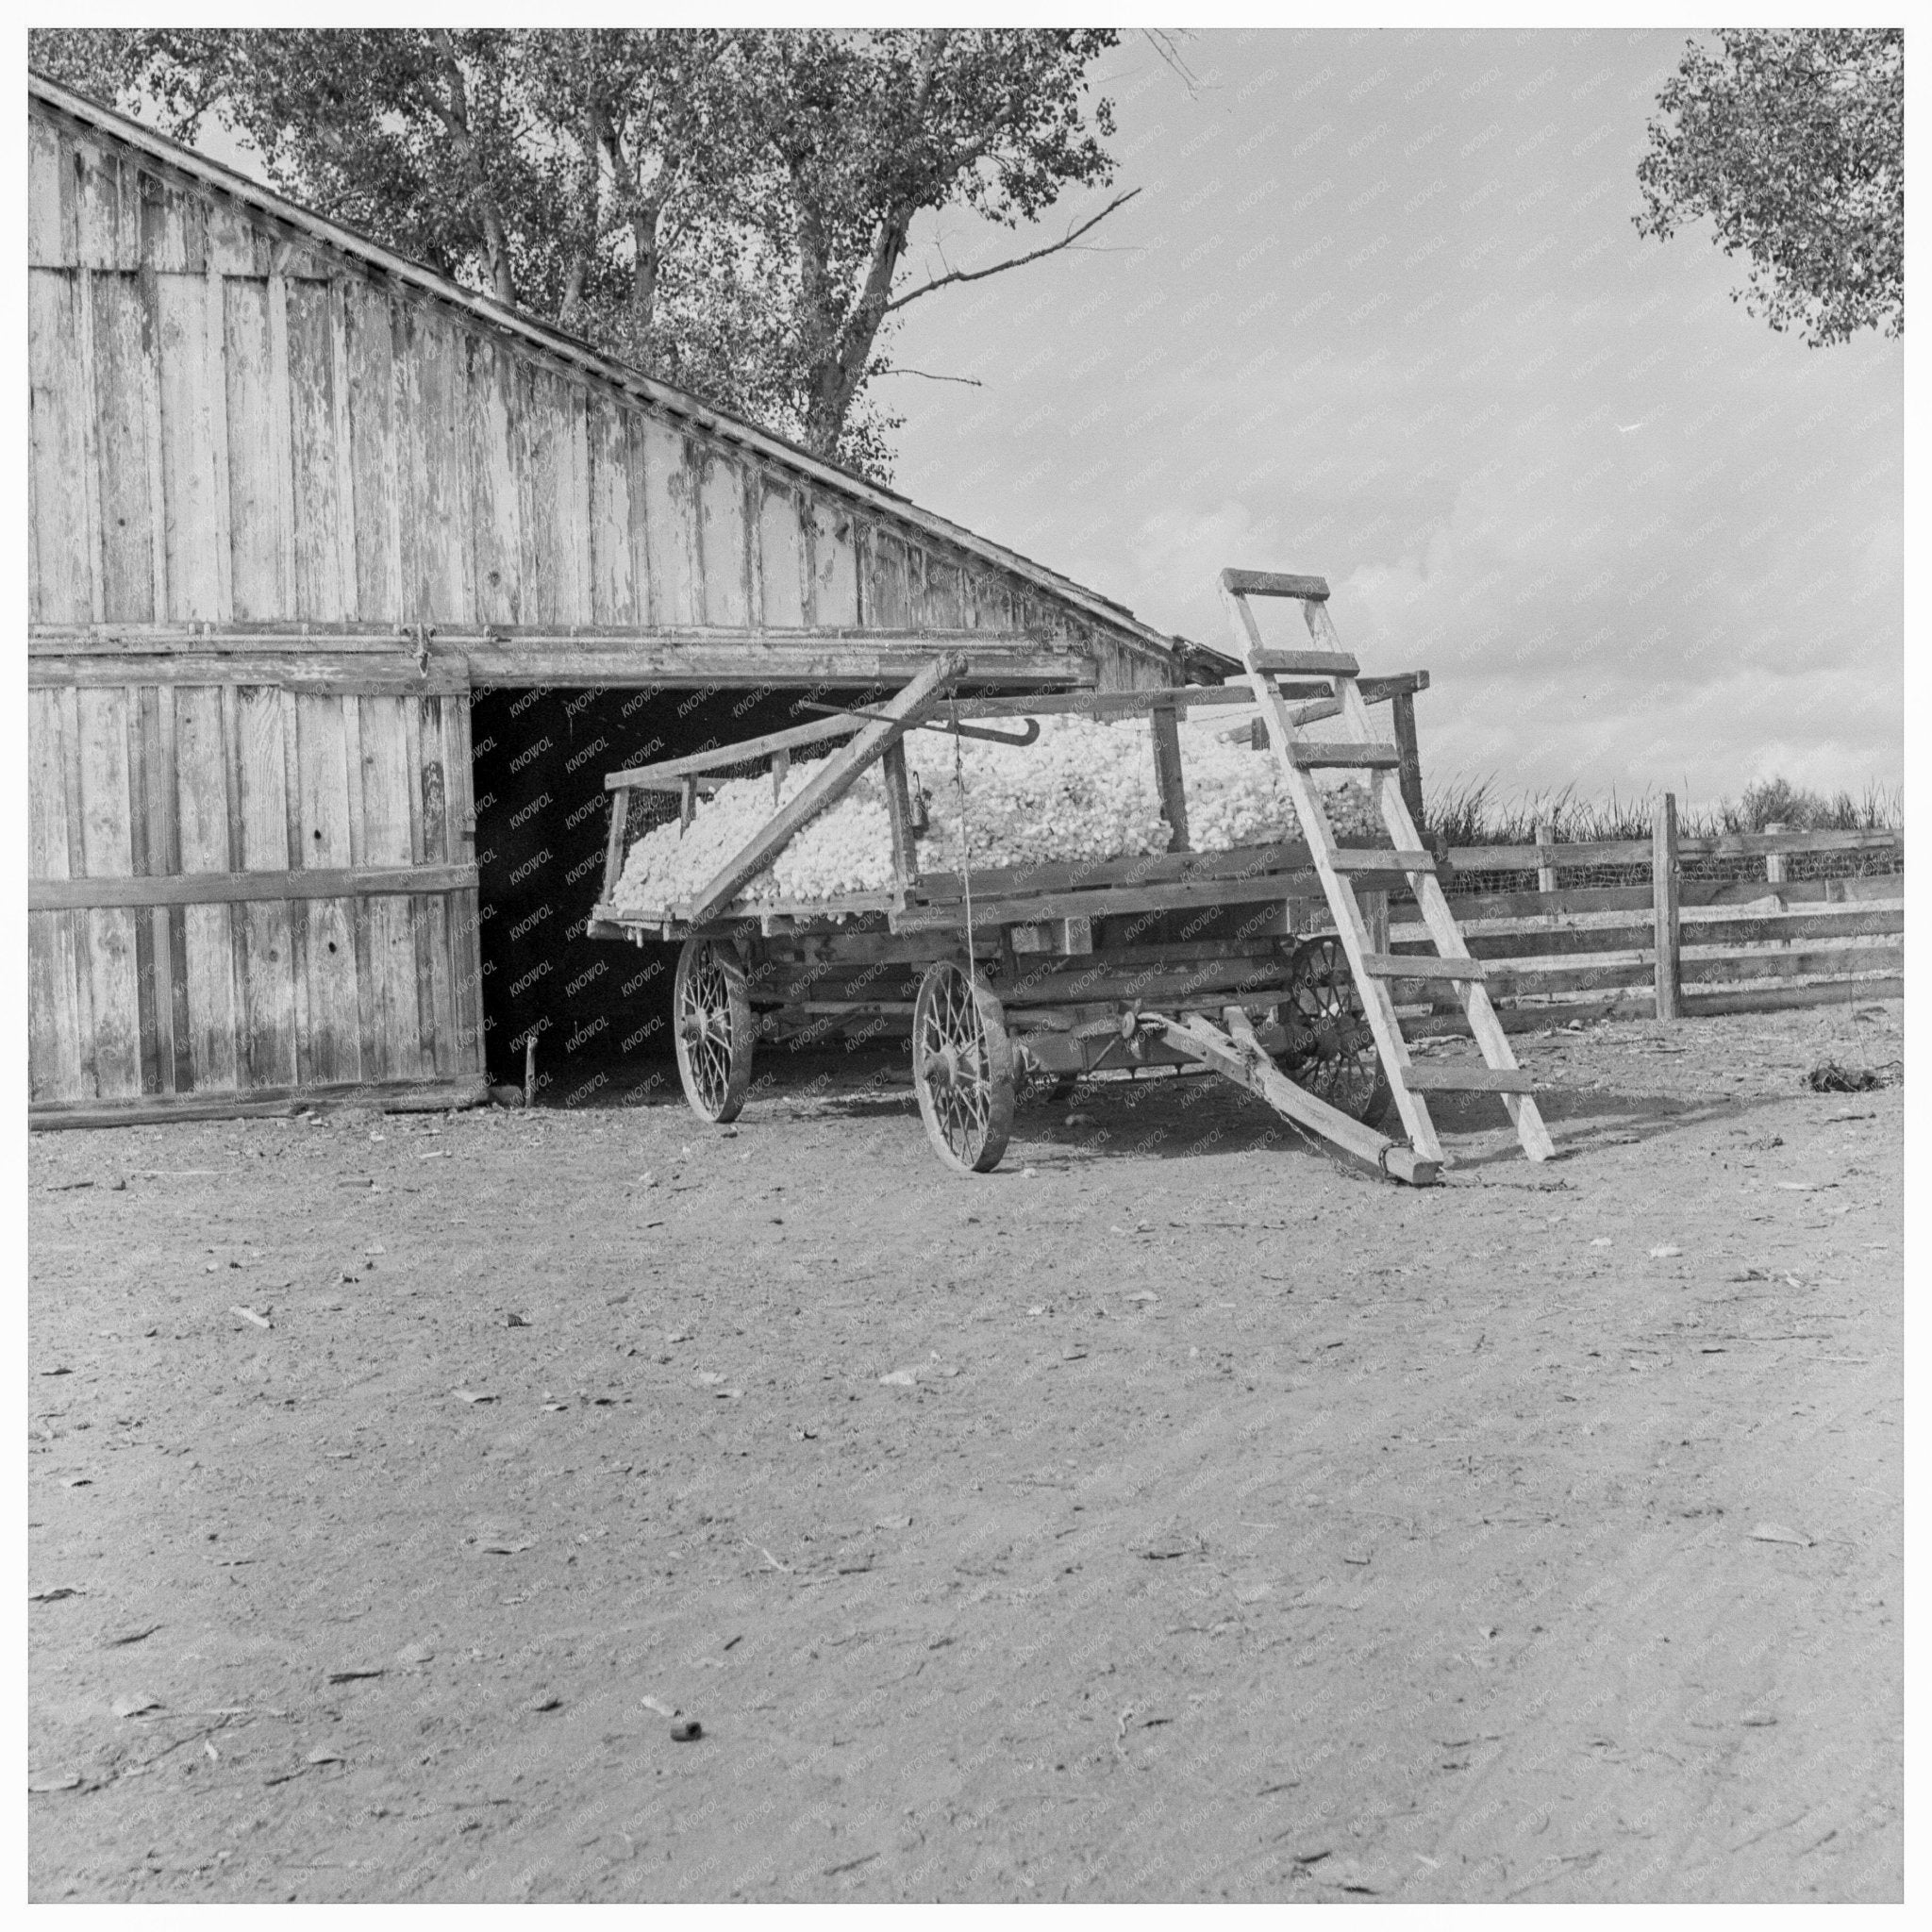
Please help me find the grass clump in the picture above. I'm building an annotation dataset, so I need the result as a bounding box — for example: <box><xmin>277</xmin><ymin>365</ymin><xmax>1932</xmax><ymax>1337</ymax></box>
<box><xmin>1424</xmin><ymin>774</ymin><xmax>1902</xmax><ymax>844</ymax></box>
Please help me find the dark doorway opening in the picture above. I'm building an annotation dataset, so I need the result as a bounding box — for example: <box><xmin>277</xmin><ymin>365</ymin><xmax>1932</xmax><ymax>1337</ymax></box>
<box><xmin>469</xmin><ymin>681</ymin><xmax>891</xmax><ymax>1104</ymax></box>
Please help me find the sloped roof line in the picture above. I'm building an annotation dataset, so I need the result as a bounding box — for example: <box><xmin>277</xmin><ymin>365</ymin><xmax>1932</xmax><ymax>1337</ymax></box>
<box><xmin>30</xmin><ymin>70</ymin><xmax>1186</xmax><ymax>656</ymax></box>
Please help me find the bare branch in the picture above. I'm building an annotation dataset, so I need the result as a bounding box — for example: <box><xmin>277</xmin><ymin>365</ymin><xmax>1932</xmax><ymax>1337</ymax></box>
<box><xmin>1142</xmin><ymin>30</ymin><xmax>1208</xmax><ymax>96</ymax></box>
<box><xmin>878</xmin><ymin>367</ymin><xmax>985</xmax><ymax>388</ymax></box>
<box><xmin>883</xmin><ymin>188</ymin><xmax>1142</xmax><ymax>315</ymax></box>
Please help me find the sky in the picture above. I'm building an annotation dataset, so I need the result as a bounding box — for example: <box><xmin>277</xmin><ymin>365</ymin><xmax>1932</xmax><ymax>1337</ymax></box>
<box><xmin>880</xmin><ymin>27</ymin><xmax>1905</xmax><ymax>808</ymax></box>
<box><xmin>116</xmin><ymin>24</ymin><xmax>1904</xmax><ymax>809</ymax></box>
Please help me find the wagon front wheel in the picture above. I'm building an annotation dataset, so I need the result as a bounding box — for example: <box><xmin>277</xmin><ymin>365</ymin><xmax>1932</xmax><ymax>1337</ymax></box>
<box><xmin>674</xmin><ymin>937</ymin><xmax>753</xmax><ymax>1124</ymax></box>
<box><xmin>913</xmin><ymin>958</ymin><xmax>1016</xmax><ymax>1174</ymax></box>
<box><xmin>1277</xmin><ymin>933</ymin><xmax>1393</xmax><ymax>1127</ymax></box>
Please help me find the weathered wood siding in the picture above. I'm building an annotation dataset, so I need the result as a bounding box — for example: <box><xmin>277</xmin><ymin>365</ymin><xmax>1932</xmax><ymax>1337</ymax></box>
<box><xmin>27</xmin><ymin>97</ymin><xmax>1172</xmax><ymax>688</ymax></box>
<box><xmin>25</xmin><ymin>82</ymin><xmax>1179</xmax><ymax>1121</ymax></box>
<box><xmin>26</xmin><ymin>675</ymin><xmax>483</xmax><ymax>1116</ymax></box>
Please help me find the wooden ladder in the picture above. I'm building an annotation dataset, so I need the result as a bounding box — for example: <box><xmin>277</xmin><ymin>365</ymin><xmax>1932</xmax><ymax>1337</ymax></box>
<box><xmin>1220</xmin><ymin>568</ymin><xmax>1555</xmax><ymax>1167</ymax></box>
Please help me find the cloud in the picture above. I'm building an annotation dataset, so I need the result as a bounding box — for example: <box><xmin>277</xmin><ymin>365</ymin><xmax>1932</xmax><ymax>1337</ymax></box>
<box><xmin>892</xmin><ymin>30</ymin><xmax>1902</xmax><ymax>805</ymax></box>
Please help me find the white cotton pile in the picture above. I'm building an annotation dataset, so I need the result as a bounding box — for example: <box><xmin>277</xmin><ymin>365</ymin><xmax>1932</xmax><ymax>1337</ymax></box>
<box><xmin>1177</xmin><ymin>719</ymin><xmax>1387</xmax><ymax>847</ymax></box>
<box><xmin>906</xmin><ymin>715</ymin><xmax>1169</xmax><ymax>874</ymax></box>
<box><xmin>608</xmin><ymin>712</ymin><xmax>1389</xmax><ymax>911</ymax></box>
<box><xmin>610</xmin><ymin>764</ymin><xmax>899</xmax><ymax>910</ymax></box>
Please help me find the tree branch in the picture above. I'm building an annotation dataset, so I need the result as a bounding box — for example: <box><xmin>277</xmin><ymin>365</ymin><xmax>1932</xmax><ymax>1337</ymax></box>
<box><xmin>1142</xmin><ymin>30</ymin><xmax>1207</xmax><ymax>97</ymax></box>
<box><xmin>878</xmin><ymin>367</ymin><xmax>984</xmax><ymax>387</ymax></box>
<box><xmin>883</xmin><ymin>188</ymin><xmax>1141</xmax><ymax>314</ymax></box>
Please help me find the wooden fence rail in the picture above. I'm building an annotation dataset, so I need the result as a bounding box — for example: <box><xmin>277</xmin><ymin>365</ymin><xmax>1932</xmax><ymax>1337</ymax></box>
<box><xmin>1386</xmin><ymin>803</ymin><xmax>1903</xmax><ymax>1036</ymax></box>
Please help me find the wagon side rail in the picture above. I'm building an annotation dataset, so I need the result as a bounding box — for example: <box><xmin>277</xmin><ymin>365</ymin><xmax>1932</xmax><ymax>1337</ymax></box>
<box><xmin>593</xmin><ymin>661</ymin><xmax>1430</xmax><ymax>932</ymax></box>
<box><xmin>598</xmin><ymin>654</ymin><xmax>964</xmax><ymax>929</ymax></box>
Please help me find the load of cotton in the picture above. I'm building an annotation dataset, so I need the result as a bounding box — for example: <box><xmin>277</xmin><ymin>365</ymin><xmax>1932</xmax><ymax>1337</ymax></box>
<box><xmin>1176</xmin><ymin>718</ymin><xmax>1385</xmax><ymax>848</ymax></box>
<box><xmin>611</xmin><ymin>764</ymin><xmax>900</xmax><ymax>910</ymax></box>
<box><xmin>610</xmin><ymin>713</ymin><xmax>1386</xmax><ymax>909</ymax></box>
<box><xmin>906</xmin><ymin>715</ymin><xmax>1170</xmax><ymax>874</ymax></box>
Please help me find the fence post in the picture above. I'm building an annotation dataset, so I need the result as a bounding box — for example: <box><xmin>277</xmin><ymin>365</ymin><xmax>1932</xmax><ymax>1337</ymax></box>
<box><xmin>1652</xmin><ymin>791</ymin><xmax>1680</xmax><ymax>1021</ymax></box>
<box><xmin>1764</xmin><ymin>822</ymin><xmax>1787</xmax><ymax>889</ymax></box>
<box><xmin>1536</xmin><ymin>818</ymin><xmax>1557</xmax><ymax>930</ymax></box>
<box><xmin>1360</xmin><ymin>890</ymin><xmax>1391</xmax><ymax>955</ymax></box>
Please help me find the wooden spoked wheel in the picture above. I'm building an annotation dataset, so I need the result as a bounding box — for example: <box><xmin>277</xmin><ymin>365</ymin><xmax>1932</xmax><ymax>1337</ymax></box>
<box><xmin>913</xmin><ymin>959</ymin><xmax>1017</xmax><ymax>1174</ymax></box>
<box><xmin>1278</xmin><ymin>934</ymin><xmax>1393</xmax><ymax>1127</ymax></box>
<box><xmin>674</xmin><ymin>937</ymin><xmax>753</xmax><ymax>1124</ymax></box>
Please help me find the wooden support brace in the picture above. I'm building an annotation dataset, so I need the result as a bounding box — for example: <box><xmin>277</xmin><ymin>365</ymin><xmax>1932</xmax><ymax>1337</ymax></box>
<box><xmin>882</xmin><ymin>739</ymin><xmax>918</xmax><ymax>894</ymax></box>
<box><xmin>602</xmin><ymin>787</ymin><xmax>631</xmax><ymax>900</ymax></box>
<box><xmin>1147</xmin><ymin>1010</ymin><xmax>1438</xmax><ymax>1184</ymax></box>
<box><xmin>1149</xmin><ymin>698</ymin><xmax>1190</xmax><ymax>852</ymax></box>
<box><xmin>1391</xmin><ymin>690</ymin><xmax>1425</xmax><ymax>832</ymax></box>
<box><xmin>606</xmin><ymin>709</ymin><xmax>872</xmax><ymax>790</ymax></box>
<box><xmin>684</xmin><ymin>654</ymin><xmax>962</xmax><ymax>924</ymax></box>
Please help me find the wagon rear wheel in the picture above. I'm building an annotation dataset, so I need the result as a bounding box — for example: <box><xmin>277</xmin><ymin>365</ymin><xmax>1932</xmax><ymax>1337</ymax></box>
<box><xmin>913</xmin><ymin>959</ymin><xmax>1016</xmax><ymax>1174</ymax></box>
<box><xmin>1277</xmin><ymin>933</ymin><xmax>1393</xmax><ymax>1127</ymax></box>
<box><xmin>674</xmin><ymin>937</ymin><xmax>753</xmax><ymax>1124</ymax></box>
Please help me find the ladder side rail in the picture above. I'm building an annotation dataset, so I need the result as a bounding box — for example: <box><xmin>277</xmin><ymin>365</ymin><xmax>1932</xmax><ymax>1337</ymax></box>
<box><xmin>1302</xmin><ymin>597</ymin><xmax>1555</xmax><ymax>1160</ymax></box>
<box><xmin>1223</xmin><ymin>586</ymin><xmax>1443</xmax><ymax>1162</ymax></box>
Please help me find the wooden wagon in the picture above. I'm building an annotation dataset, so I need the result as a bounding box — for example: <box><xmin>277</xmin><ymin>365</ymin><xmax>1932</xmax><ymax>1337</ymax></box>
<box><xmin>587</xmin><ymin>639</ymin><xmax>1462</xmax><ymax>1182</ymax></box>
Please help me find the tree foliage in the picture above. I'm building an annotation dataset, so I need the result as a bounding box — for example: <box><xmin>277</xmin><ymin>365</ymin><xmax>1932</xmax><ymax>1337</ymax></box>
<box><xmin>28</xmin><ymin>26</ymin><xmax>1126</xmax><ymax>477</ymax></box>
<box><xmin>1635</xmin><ymin>28</ymin><xmax>1903</xmax><ymax>347</ymax></box>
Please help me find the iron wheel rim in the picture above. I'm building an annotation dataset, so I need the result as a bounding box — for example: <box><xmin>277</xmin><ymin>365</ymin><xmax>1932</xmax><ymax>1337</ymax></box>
<box><xmin>913</xmin><ymin>959</ymin><xmax>1016</xmax><ymax>1174</ymax></box>
<box><xmin>674</xmin><ymin>938</ymin><xmax>752</xmax><ymax>1123</ymax></box>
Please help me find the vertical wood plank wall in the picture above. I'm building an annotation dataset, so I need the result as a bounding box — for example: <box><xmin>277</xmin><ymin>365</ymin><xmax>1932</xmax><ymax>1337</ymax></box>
<box><xmin>26</xmin><ymin>103</ymin><xmax>1165</xmax><ymax>685</ymax></box>
<box><xmin>26</xmin><ymin>680</ymin><xmax>483</xmax><ymax>1112</ymax></box>
<box><xmin>26</xmin><ymin>92</ymin><xmax>1177</xmax><ymax>1119</ymax></box>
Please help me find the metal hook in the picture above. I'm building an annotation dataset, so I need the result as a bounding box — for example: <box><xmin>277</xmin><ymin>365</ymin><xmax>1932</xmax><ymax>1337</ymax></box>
<box><xmin>792</xmin><ymin>701</ymin><xmax>1040</xmax><ymax>748</ymax></box>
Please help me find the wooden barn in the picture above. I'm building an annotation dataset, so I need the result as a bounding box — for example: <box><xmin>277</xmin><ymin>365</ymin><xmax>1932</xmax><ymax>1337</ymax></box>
<box><xmin>25</xmin><ymin>74</ymin><xmax>1204</xmax><ymax>1127</ymax></box>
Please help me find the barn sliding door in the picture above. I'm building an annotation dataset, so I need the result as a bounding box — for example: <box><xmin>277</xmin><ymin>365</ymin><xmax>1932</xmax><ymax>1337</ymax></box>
<box><xmin>27</xmin><ymin>673</ymin><xmax>486</xmax><ymax>1123</ymax></box>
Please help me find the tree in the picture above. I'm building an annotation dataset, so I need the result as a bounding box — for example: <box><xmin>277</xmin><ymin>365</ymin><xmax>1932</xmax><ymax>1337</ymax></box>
<box><xmin>1634</xmin><ymin>29</ymin><xmax>1903</xmax><ymax>347</ymax></box>
<box><xmin>724</xmin><ymin>28</ymin><xmax>1132</xmax><ymax>472</ymax></box>
<box><xmin>28</xmin><ymin>30</ymin><xmax>742</xmax><ymax>368</ymax></box>
<box><xmin>28</xmin><ymin>26</ymin><xmax>1130</xmax><ymax>477</ymax></box>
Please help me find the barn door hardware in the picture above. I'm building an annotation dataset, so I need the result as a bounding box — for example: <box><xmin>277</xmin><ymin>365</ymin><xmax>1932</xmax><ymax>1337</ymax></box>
<box><xmin>405</xmin><ymin>623</ymin><xmax>436</xmax><ymax>675</ymax></box>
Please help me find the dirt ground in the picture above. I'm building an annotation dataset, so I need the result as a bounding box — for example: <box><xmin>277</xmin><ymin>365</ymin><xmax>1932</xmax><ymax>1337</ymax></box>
<box><xmin>28</xmin><ymin>1000</ymin><xmax>1904</xmax><ymax>1903</ymax></box>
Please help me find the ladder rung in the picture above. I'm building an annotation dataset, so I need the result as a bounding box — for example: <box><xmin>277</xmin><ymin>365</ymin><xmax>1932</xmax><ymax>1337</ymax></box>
<box><xmin>1222</xmin><ymin>568</ymin><xmax>1330</xmax><ymax>600</ymax></box>
<box><xmin>1289</xmin><ymin>742</ymin><xmax>1402</xmax><ymax>769</ymax></box>
<box><xmin>1359</xmin><ymin>953</ymin><xmax>1486</xmax><ymax>982</ymax></box>
<box><xmin>1329</xmin><ymin>848</ymin><xmax>1435</xmax><ymax>874</ymax></box>
<box><xmin>1401</xmin><ymin>1064</ymin><xmax>1535</xmax><ymax>1094</ymax></box>
<box><xmin>1246</xmin><ymin>648</ymin><xmax>1360</xmax><ymax>678</ymax></box>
